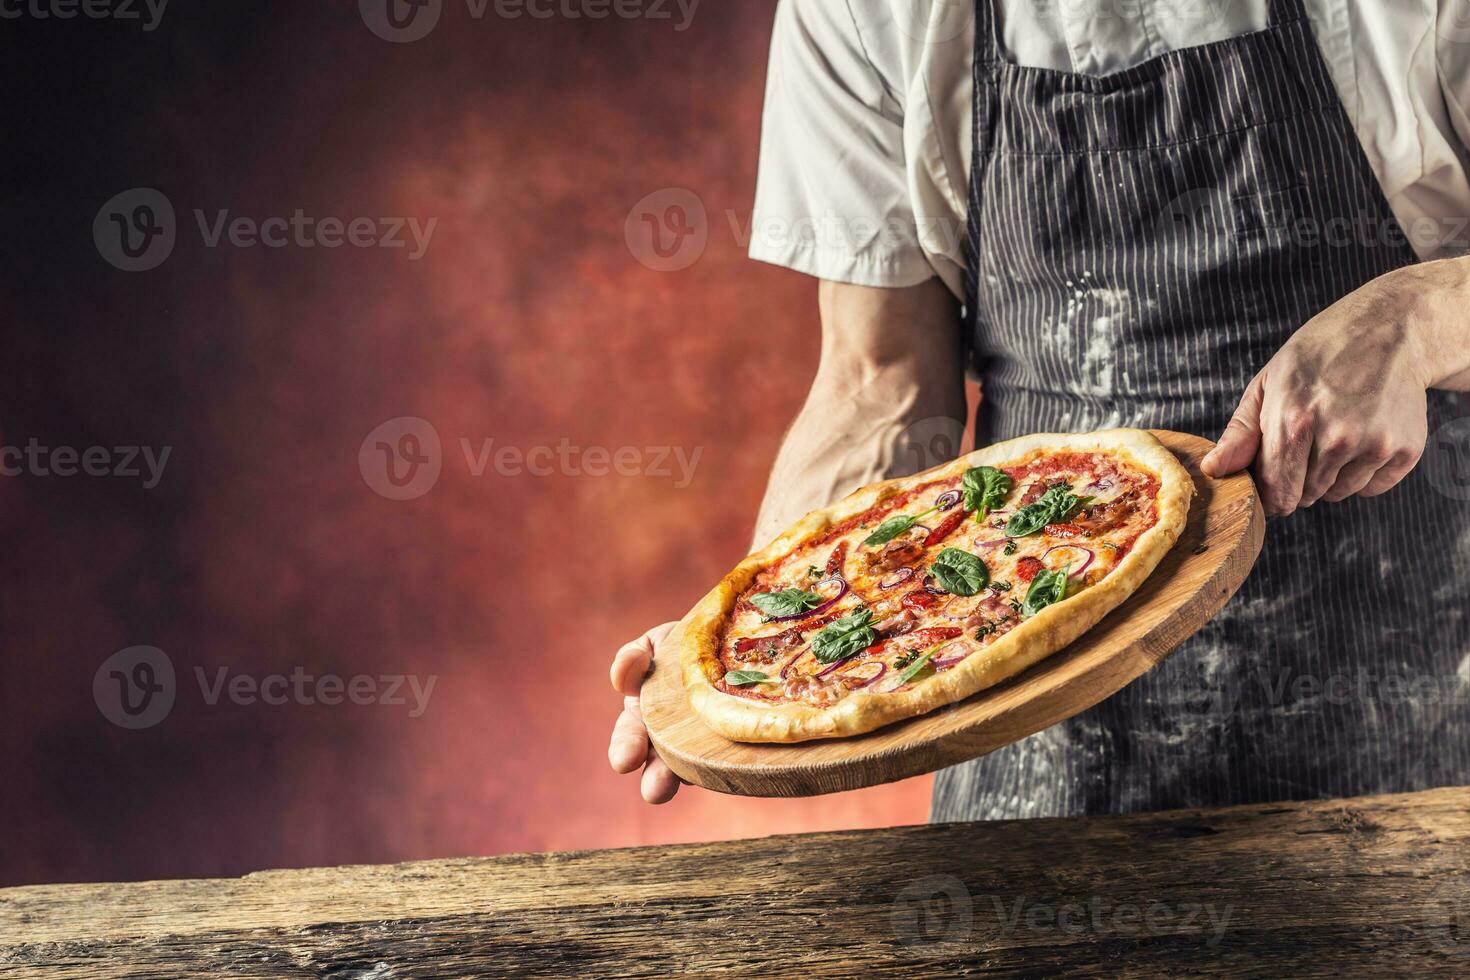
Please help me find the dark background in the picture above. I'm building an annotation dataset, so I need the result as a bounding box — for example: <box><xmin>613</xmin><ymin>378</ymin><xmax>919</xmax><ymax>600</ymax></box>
<box><xmin>0</xmin><ymin>0</ymin><xmax>935</xmax><ymax>887</ymax></box>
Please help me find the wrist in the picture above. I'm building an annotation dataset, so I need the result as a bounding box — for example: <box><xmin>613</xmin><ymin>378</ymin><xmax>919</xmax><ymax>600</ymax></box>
<box><xmin>1392</xmin><ymin>258</ymin><xmax>1470</xmax><ymax>390</ymax></box>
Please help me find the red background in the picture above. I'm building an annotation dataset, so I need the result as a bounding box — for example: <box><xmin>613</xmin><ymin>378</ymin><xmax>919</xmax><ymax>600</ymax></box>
<box><xmin>0</xmin><ymin>0</ymin><xmax>936</xmax><ymax>886</ymax></box>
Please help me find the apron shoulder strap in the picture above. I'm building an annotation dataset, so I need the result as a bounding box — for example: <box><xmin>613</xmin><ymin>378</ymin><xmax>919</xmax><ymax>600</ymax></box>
<box><xmin>974</xmin><ymin>0</ymin><xmax>1001</xmax><ymax>68</ymax></box>
<box><xmin>1267</xmin><ymin>0</ymin><xmax>1308</xmax><ymax>26</ymax></box>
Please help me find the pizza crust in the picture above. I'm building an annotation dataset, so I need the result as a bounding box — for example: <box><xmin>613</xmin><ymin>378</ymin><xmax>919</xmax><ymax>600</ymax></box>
<box><xmin>673</xmin><ymin>429</ymin><xmax>1195</xmax><ymax>743</ymax></box>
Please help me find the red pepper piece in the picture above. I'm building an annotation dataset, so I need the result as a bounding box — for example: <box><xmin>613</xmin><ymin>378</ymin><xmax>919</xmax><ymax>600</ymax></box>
<box><xmin>924</xmin><ymin>508</ymin><xmax>968</xmax><ymax>548</ymax></box>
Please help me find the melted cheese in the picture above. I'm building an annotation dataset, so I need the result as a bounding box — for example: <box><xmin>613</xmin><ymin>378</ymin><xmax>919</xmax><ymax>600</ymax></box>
<box><xmin>717</xmin><ymin>452</ymin><xmax>1161</xmax><ymax>706</ymax></box>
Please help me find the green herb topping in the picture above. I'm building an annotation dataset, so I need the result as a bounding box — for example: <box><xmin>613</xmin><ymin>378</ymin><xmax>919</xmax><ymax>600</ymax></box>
<box><xmin>750</xmin><ymin>589</ymin><xmax>824</xmax><ymax>618</ymax></box>
<box><xmin>1021</xmin><ymin>565</ymin><xmax>1072</xmax><ymax>617</ymax></box>
<box><xmin>1005</xmin><ymin>484</ymin><xmax>1095</xmax><ymax>538</ymax></box>
<box><xmin>898</xmin><ymin>654</ymin><xmax>932</xmax><ymax>684</ymax></box>
<box><xmin>929</xmin><ymin>548</ymin><xmax>990</xmax><ymax>597</ymax></box>
<box><xmin>974</xmin><ymin>615</ymin><xmax>1013</xmax><ymax>640</ymax></box>
<box><xmin>724</xmin><ymin>669</ymin><xmax>778</xmax><ymax>687</ymax></box>
<box><xmin>962</xmin><ymin>466</ymin><xmax>1013</xmax><ymax>520</ymax></box>
<box><xmin>811</xmin><ymin>609</ymin><xmax>878</xmax><ymax>665</ymax></box>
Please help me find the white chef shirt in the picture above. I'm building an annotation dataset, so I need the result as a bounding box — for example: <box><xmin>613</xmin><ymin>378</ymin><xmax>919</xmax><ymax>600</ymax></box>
<box><xmin>749</xmin><ymin>0</ymin><xmax>1470</xmax><ymax>299</ymax></box>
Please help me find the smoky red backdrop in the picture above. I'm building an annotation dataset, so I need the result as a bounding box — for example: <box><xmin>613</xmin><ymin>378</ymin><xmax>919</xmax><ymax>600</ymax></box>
<box><xmin>0</xmin><ymin>1</ymin><xmax>938</xmax><ymax>886</ymax></box>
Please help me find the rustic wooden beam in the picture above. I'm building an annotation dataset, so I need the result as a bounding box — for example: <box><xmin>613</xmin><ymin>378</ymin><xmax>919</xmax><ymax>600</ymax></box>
<box><xmin>2</xmin><ymin>786</ymin><xmax>1467</xmax><ymax>977</ymax></box>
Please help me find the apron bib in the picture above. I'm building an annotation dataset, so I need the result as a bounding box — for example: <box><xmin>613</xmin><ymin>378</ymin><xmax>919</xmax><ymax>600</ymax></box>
<box><xmin>933</xmin><ymin>0</ymin><xmax>1470</xmax><ymax>820</ymax></box>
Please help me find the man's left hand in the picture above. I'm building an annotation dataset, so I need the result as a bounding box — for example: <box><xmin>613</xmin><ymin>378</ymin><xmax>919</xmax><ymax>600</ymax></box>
<box><xmin>1201</xmin><ymin>266</ymin><xmax>1441</xmax><ymax>517</ymax></box>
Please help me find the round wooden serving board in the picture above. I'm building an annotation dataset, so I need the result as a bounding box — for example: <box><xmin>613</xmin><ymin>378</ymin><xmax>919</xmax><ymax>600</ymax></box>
<box><xmin>642</xmin><ymin>431</ymin><xmax>1265</xmax><ymax>798</ymax></box>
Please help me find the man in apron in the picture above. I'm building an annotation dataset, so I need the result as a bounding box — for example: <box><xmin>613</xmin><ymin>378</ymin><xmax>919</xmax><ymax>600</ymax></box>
<box><xmin>609</xmin><ymin>0</ymin><xmax>1470</xmax><ymax>818</ymax></box>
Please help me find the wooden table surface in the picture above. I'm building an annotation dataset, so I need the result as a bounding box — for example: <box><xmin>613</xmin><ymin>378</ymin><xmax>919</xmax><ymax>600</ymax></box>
<box><xmin>2</xmin><ymin>787</ymin><xmax>1467</xmax><ymax>978</ymax></box>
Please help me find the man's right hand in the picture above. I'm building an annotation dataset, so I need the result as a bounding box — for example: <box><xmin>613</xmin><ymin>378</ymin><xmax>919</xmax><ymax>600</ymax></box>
<box><xmin>607</xmin><ymin>622</ymin><xmax>684</xmax><ymax>804</ymax></box>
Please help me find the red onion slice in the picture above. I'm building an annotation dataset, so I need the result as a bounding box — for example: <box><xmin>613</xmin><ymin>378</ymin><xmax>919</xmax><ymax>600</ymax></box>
<box><xmin>765</xmin><ymin>576</ymin><xmax>849</xmax><ymax>622</ymax></box>
<box><xmin>777</xmin><ymin>649</ymin><xmax>807</xmax><ymax>680</ymax></box>
<box><xmin>1084</xmin><ymin>478</ymin><xmax>1114</xmax><ymax>494</ymax></box>
<box><xmin>1043</xmin><ymin>545</ymin><xmax>1095</xmax><ymax>577</ymax></box>
<box><xmin>934</xmin><ymin>489</ymin><xmax>962</xmax><ymax>511</ymax></box>
<box><xmin>816</xmin><ymin>653</ymin><xmax>861</xmax><ymax>678</ymax></box>
<box><xmin>879</xmin><ymin>567</ymin><xmax>915</xmax><ymax>590</ymax></box>
<box><xmin>974</xmin><ymin>537</ymin><xmax>1010</xmax><ymax>550</ymax></box>
<box><xmin>931</xmin><ymin>640</ymin><xmax>972</xmax><ymax>670</ymax></box>
<box><xmin>848</xmin><ymin>662</ymin><xmax>888</xmax><ymax>689</ymax></box>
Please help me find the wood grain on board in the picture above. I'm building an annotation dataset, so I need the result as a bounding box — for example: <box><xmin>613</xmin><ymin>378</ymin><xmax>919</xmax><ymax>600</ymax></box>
<box><xmin>2</xmin><ymin>787</ymin><xmax>1466</xmax><ymax>977</ymax></box>
<box><xmin>643</xmin><ymin>430</ymin><xmax>1266</xmax><ymax>796</ymax></box>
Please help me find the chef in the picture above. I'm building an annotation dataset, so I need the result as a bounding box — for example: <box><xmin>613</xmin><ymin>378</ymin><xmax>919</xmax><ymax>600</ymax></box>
<box><xmin>609</xmin><ymin>0</ymin><xmax>1470</xmax><ymax>817</ymax></box>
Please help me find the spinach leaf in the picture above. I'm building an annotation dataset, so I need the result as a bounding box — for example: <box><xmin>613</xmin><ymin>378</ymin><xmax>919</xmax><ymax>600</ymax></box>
<box><xmin>1004</xmin><ymin>484</ymin><xmax>1094</xmax><ymax>537</ymax></box>
<box><xmin>750</xmin><ymin>589</ymin><xmax>824</xmax><ymax>618</ymax></box>
<box><xmin>724</xmin><ymin>669</ymin><xmax>778</xmax><ymax>686</ymax></box>
<box><xmin>1021</xmin><ymin>565</ymin><xmax>1072</xmax><ymax>617</ymax></box>
<box><xmin>811</xmin><ymin>609</ymin><xmax>877</xmax><ymax>664</ymax></box>
<box><xmin>863</xmin><ymin>515</ymin><xmax>919</xmax><ymax>548</ymax></box>
<box><xmin>930</xmin><ymin>548</ymin><xmax>990</xmax><ymax>597</ymax></box>
<box><xmin>898</xmin><ymin>653</ymin><xmax>932</xmax><ymax>684</ymax></box>
<box><xmin>962</xmin><ymin>466</ymin><xmax>1013</xmax><ymax>519</ymax></box>
<box><xmin>863</xmin><ymin>500</ymin><xmax>946</xmax><ymax>548</ymax></box>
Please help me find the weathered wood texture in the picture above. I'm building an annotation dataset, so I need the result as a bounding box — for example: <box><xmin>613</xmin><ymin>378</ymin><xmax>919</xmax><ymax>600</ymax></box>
<box><xmin>2</xmin><ymin>787</ymin><xmax>1467</xmax><ymax>978</ymax></box>
<box><xmin>645</xmin><ymin>430</ymin><xmax>1267</xmax><ymax>796</ymax></box>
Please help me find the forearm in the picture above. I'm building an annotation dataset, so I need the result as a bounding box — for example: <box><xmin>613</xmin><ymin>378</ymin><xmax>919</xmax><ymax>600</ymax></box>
<box><xmin>751</xmin><ymin>279</ymin><xmax>966</xmax><ymax>549</ymax></box>
<box><xmin>1396</xmin><ymin>256</ymin><xmax>1470</xmax><ymax>391</ymax></box>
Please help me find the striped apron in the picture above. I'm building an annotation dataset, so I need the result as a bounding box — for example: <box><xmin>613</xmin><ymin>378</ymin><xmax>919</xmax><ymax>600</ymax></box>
<box><xmin>932</xmin><ymin>0</ymin><xmax>1470</xmax><ymax>821</ymax></box>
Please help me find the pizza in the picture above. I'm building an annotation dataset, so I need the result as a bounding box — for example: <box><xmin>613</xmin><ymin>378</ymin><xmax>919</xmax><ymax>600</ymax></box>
<box><xmin>672</xmin><ymin>429</ymin><xmax>1194</xmax><ymax>743</ymax></box>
